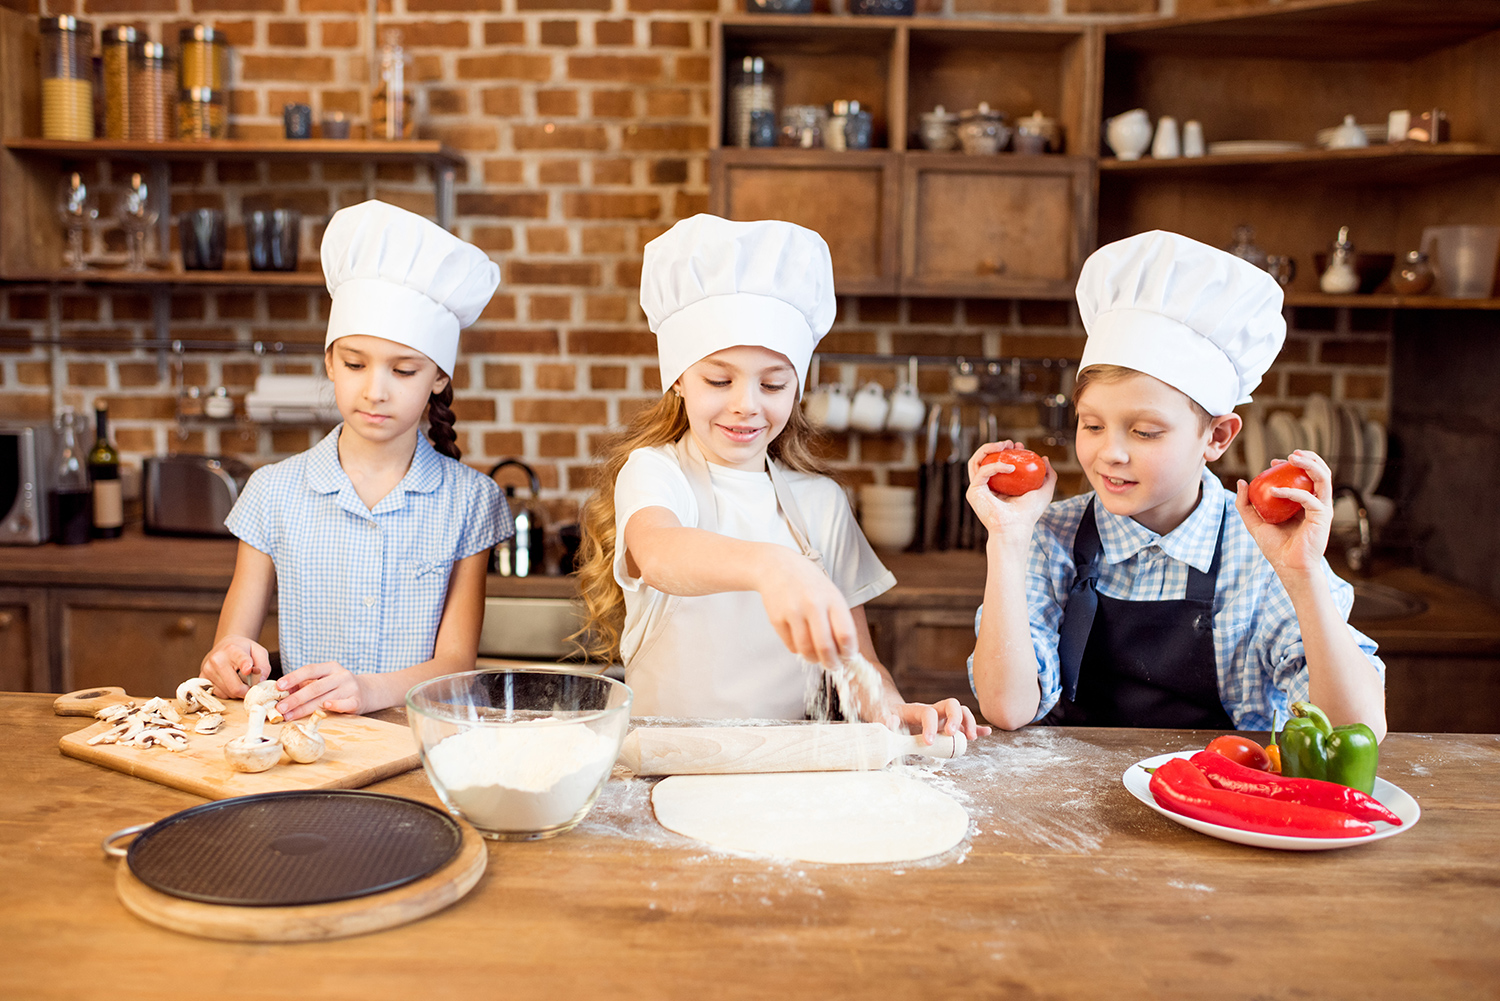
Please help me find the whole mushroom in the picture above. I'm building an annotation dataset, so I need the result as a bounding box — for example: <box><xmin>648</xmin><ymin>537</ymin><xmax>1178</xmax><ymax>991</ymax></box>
<box><xmin>243</xmin><ymin>679</ymin><xmax>285</xmax><ymax>724</ymax></box>
<box><xmin>281</xmin><ymin>710</ymin><xmax>327</xmax><ymax>764</ymax></box>
<box><xmin>224</xmin><ymin>703</ymin><xmax>281</xmax><ymax>773</ymax></box>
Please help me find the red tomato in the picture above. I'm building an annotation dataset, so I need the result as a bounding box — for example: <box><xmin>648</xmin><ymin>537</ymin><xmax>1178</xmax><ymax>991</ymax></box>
<box><xmin>1247</xmin><ymin>461</ymin><xmax>1315</xmax><ymax>524</ymax></box>
<box><xmin>980</xmin><ymin>448</ymin><xmax>1046</xmax><ymax>496</ymax></box>
<box><xmin>1206</xmin><ymin>734</ymin><xmax>1272</xmax><ymax>771</ymax></box>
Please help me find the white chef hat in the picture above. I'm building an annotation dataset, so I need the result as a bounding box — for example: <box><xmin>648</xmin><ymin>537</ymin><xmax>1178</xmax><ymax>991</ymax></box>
<box><xmin>641</xmin><ymin>214</ymin><xmax>836</xmax><ymax>394</ymax></box>
<box><xmin>321</xmin><ymin>200</ymin><xmax>499</xmax><ymax>376</ymax></box>
<box><xmin>1076</xmin><ymin>230</ymin><xmax>1286</xmax><ymax>416</ymax></box>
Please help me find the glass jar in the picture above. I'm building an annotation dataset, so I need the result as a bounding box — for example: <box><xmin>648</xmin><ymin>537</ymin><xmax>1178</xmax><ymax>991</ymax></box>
<box><xmin>178</xmin><ymin>86</ymin><xmax>227</xmax><ymax>141</ymax></box>
<box><xmin>958</xmin><ymin>103</ymin><xmax>1008</xmax><ymax>155</ymax></box>
<box><xmin>1226</xmin><ymin>224</ymin><xmax>1268</xmax><ymax>271</ymax></box>
<box><xmin>40</xmin><ymin>16</ymin><xmax>95</xmax><ymax>141</ymax></box>
<box><xmin>178</xmin><ymin>25</ymin><xmax>228</xmax><ymax>91</ymax></box>
<box><xmin>728</xmin><ymin>56</ymin><xmax>776</xmax><ymax>149</ymax></box>
<box><xmin>918</xmin><ymin>105</ymin><xmax>959</xmax><ymax>151</ymax></box>
<box><xmin>100</xmin><ymin>26</ymin><xmax>137</xmax><ymax>140</ymax></box>
<box><xmin>779</xmin><ymin>105</ymin><xmax>826</xmax><ymax>149</ymax></box>
<box><xmin>1390</xmin><ymin>250</ymin><xmax>1434</xmax><ymax>295</ymax></box>
<box><xmin>129</xmin><ymin>42</ymin><xmax>173</xmax><ymax>142</ymax></box>
<box><xmin>373</xmin><ymin>31</ymin><xmax>415</xmax><ymax>140</ymax></box>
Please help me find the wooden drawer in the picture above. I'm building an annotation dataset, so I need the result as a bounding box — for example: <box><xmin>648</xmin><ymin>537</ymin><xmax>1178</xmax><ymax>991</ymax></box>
<box><xmin>0</xmin><ymin>588</ymin><xmax>49</xmax><ymax>692</ymax></box>
<box><xmin>900</xmin><ymin>153</ymin><xmax>1093</xmax><ymax>299</ymax></box>
<box><xmin>55</xmin><ymin>589</ymin><xmax>278</xmax><ymax>698</ymax></box>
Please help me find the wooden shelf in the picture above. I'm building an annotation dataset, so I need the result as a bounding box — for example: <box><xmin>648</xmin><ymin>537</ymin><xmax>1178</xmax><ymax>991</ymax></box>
<box><xmin>1099</xmin><ymin>143</ymin><xmax>1500</xmax><ymax>184</ymax></box>
<box><xmin>1</xmin><ymin>269</ymin><xmax>327</xmax><ymax>288</ymax></box>
<box><xmin>1284</xmin><ymin>292</ymin><xmax>1500</xmax><ymax>310</ymax></box>
<box><xmin>3</xmin><ymin>138</ymin><xmax>465</xmax><ymax>170</ymax></box>
<box><xmin>1107</xmin><ymin>0</ymin><xmax>1500</xmax><ymax>59</ymax></box>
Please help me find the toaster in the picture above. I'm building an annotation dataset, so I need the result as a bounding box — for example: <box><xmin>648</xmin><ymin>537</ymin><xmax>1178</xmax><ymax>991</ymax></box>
<box><xmin>0</xmin><ymin>422</ymin><xmax>55</xmax><ymax>545</ymax></box>
<box><xmin>144</xmin><ymin>455</ymin><xmax>252</xmax><ymax>537</ymax></box>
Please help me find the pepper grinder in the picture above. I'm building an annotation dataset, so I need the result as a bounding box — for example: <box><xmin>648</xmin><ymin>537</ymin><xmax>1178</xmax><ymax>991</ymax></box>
<box><xmin>1319</xmin><ymin>226</ymin><xmax>1360</xmax><ymax>294</ymax></box>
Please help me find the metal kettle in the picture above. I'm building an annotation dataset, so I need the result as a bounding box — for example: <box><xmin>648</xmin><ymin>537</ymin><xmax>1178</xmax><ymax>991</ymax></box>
<box><xmin>488</xmin><ymin>459</ymin><xmax>546</xmax><ymax>577</ymax></box>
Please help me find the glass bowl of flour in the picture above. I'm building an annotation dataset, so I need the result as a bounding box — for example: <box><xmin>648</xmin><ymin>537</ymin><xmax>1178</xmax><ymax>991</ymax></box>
<box><xmin>407</xmin><ymin>669</ymin><xmax>631</xmax><ymax>840</ymax></box>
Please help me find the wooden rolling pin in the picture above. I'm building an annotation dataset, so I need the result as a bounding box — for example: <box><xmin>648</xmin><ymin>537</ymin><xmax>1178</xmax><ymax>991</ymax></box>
<box><xmin>618</xmin><ymin>724</ymin><xmax>966</xmax><ymax>776</ymax></box>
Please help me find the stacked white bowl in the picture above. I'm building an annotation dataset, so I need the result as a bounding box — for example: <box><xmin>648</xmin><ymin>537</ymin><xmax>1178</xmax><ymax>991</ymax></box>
<box><xmin>858</xmin><ymin>484</ymin><xmax>918</xmax><ymax>551</ymax></box>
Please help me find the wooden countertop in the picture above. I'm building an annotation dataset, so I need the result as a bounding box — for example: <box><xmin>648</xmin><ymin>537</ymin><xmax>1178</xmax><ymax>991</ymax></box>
<box><xmin>4</xmin><ymin>532</ymin><xmax>1499</xmax><ymax>653</ymax></box>
<box><xmin>5</xmin><ymin>691</ymin><xmax>1498</xmax><ymax>1000</ymax></box>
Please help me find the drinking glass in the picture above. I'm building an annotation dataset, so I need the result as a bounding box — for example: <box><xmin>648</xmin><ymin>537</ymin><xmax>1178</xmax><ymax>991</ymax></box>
<box><xmin>118</xmin><ymin>172</ymin><xmax>159</xmax><ymax>272</ymax></box>
<box><xmin>56</xmin><ymin>171</ymin><xmax>97</xmax><ymax>272</ymax></box>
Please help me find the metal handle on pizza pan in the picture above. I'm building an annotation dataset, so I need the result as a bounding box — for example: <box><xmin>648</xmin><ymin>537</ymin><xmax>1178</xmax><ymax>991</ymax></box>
<box><xmin>102</xmin><ymin>822</ymin><xmax>152</xmax><ymax>859</ymax></box>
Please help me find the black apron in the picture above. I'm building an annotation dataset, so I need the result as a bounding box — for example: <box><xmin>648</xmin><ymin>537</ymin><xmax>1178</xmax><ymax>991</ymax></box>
<box><xmin>1042</xmin><ymin>499</ymin><xmax>1234</xmax><ymax>729</ymax></box>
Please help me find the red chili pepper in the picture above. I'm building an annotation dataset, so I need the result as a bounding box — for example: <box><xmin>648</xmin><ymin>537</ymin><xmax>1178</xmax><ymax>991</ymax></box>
<box><xmin>1148</xmin><ymin>758</ymin><xmax>1376</xmax><ymax>839</ymax></box>
<box><xmin>1189</xmin><ymin>750</ymin><xmax>1402</xmax><ymax>826</ymax></box>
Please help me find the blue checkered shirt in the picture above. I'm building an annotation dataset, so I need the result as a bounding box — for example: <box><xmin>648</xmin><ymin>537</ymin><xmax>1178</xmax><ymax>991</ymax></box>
<box><xmin>969</xmin><ymin>467</ymin><xmax>1383</xmax><ymax>729</ymax></box>
<box><xmin>225</xmin><ymin>426</ymin><xmax>511</xmax><ymax>675</ymax></box>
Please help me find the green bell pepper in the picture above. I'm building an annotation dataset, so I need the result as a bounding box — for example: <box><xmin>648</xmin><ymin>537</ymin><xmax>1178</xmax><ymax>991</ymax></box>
<box><xmin>1277</xmin><ymin>701</ymin><xmax>1379</xmax><ymax>794</ymax></box>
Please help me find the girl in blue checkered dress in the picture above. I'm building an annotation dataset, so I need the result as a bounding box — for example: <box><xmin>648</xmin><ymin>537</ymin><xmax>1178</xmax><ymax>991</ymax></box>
<box><xmin>198</xmin><ymin>201</ymin><xmax>512</xmax><ymax>722</ymax></box>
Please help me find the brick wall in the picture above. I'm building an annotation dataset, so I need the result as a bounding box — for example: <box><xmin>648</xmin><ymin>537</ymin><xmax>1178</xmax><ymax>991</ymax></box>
<box><xmin>1</xmin><ymin>0</ymin><xmax>1386</xmax><ymax>529</ymax></box>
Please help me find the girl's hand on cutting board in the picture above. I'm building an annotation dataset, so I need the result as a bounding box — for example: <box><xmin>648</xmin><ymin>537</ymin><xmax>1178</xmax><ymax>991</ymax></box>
<box><xmin>889</xmin><ymin>699</ymin><xmax>990</xmax><ymax>744</ymax></box>
<box><xmin>275</xmin><ymin>661</ymin><xmax>368</xmax><ymax>720</ymax></box>
<box><xmin>965</xmin><ymin>441</ymin><xmax>1055</xmax><ymax>544</ymax></box>
<box><xmin>199</xmin><ymin>634</ymin><xmax>273</xmax><ymax>699</ymax></box>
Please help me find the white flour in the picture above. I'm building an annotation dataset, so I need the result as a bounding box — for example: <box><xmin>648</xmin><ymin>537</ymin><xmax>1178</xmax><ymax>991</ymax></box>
<box><xmin>425</xmin><ymin>721</ymin><xmax>618</xmax><ymax>832</ymax></box>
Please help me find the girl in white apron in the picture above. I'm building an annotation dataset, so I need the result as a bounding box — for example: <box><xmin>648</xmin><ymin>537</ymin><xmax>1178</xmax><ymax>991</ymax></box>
<box><xmin>575</xmin><ymin>215</ymin><xmax>984</xmax><ymax>742</ymax></box>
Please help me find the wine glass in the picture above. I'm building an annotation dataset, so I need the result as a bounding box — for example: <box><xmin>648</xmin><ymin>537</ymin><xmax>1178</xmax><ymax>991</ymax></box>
<box><xmin>56</xmin><ymin>171</ymin><xmax>97</xmax><ymax>272</ymax></box>
<box><xmin>118</xmin><ymin>172</ymin><xmax>158</xmax><ymax>272</ymax></box>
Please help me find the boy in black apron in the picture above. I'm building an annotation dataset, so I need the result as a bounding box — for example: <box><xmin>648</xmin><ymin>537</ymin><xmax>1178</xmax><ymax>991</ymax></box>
<box><xmin>964</xmin><ymin>231</ymin><xmax>1387</xmax><ymax>739</ymax></box>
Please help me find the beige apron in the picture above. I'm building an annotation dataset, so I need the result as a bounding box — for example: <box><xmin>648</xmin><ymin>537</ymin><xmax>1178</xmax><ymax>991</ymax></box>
<box><xmin>624</xmin><ymin>435</ymin><xmax>826</xmax><ymax>719</ymax></box>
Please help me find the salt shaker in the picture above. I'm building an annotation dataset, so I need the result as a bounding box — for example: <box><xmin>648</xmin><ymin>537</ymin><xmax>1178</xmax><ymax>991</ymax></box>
<box><xmin>1319</xmin><ymin>226</ymin><xmax>1360</xmax><ymax>294</ymax></box>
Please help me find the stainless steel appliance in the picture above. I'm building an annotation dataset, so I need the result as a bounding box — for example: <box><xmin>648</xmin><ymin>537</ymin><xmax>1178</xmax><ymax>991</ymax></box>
<box><xmin>143</xmin><ymin>454</ymin><xmax>251</xmax><ymax>537</ymax></box>
<box><xmin>0</xmin><ymin>422</ymin><xmax>54</xmax><ymax>545</ymax></box>
<box><xmin>488</xmin><ymin>459</ymin><xmax>546</xmax><ymax>577</ymax></box>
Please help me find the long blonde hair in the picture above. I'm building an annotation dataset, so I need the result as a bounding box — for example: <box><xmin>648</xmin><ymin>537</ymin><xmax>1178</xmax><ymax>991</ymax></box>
<box><xmin>574</xmin><ymin>391</ymin><xmax>831</xmax><ymax>664</ymax></box>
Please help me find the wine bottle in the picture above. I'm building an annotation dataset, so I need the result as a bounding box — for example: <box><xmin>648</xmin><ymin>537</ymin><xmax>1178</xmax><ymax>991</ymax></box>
<box><xmin>88</xmin><ymin>401</ymin><xmax>123</xmax><ymax>539</ymax></box>
<box><xmin>51</xmin><ymin>408</ymin><xmax>91</xmax><ymax>546</ymax></box>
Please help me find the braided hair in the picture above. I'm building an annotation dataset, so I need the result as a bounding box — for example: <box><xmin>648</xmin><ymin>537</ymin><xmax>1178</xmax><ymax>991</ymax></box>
<box><xmin>427</xmin><ymin>383</ymin><xmax>461</xmax><ymax>460</ymax></box>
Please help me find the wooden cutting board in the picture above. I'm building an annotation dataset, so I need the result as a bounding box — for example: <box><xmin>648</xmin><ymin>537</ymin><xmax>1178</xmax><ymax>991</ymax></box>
<box><xmin>55</xmin><ymin>687</ymin><xmax>421</xmax><ymax>800</ymax></box>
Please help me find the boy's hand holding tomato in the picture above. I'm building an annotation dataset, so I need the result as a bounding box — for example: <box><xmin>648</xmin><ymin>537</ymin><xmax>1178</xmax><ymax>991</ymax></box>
<box><xmin>965</xmin><ymin>441</ymin><xmax>1056</xmax><ymax>548</ymax></box>
<box><xmin>1235</xmin><ymin>450</ymin><xmax>1334</xmax><ymax>576</ymax></box>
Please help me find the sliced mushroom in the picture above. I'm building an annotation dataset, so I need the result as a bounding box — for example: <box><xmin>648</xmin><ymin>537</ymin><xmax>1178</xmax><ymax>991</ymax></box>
<box><xmin>176</xmin><ymin>678</ymin><xmax>226</xmax><ymax>715</ymax></box>
<box><xmin>194</xmin><ymin>713</ymin><xmax>224</xmax><ymax>734</ymax></box>
<box><xmin>224</xmin><ymin>704</ymin><xmax>281</xmax><ymax>773</ymax></box>
<box><xmin>96</xmin><ymin>703</ymin><xmax>132</xmax><ymax>724</ymax></box>
<box><xmin>281</xmin><ymin>710</ymin><xmax>327</xmax><ymax>764</ymax></box>
<box><xmin>243</xmin><ymin>680</ymin><xmax>285</xmax><ymax>725</ymax></box>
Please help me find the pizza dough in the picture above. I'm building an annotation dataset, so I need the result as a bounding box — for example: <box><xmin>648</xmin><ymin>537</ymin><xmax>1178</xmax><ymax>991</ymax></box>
<box><xmin>650</xmin><ymin>771</ymin><xmax>970</xmax><ymax>864</ymax></box>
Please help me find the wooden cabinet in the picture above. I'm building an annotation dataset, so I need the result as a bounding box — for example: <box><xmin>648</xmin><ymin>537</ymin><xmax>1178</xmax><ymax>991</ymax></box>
<box><xmin>1099</xmin><ymin>5</ymin><xmax>1500</xmax><ymax>302</ymax></box>
<box><xmin>53</xmin><ymin>588</ymin><xmax>277</xmax><ymax>698</ymax></box>
<box><xmin>0</xmin><ymin>587</ymin><xmax>49</xmax><ymax>692</ymax></box>
<box><xmin>865</xmin><ymin>605</ymin><xmax>979</xmax><ymax>713</ymax></box>
<box><xmin>901</xmin><ymin>153</ymin><xmax>1092</xmax><ymax>298</ymax></box>
<box><xmin>1383</xmin><ymin>654</ymin><xmax>1500</xmax><ymax>734</ymax></box>
<box><xmin>711</xmin><ymin>15</ymin><xmax>1098</xmax><ymax>299</ymax></box>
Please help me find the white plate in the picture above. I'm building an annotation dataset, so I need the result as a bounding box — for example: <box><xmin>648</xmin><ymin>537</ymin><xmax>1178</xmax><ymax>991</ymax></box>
<box><xmin>1266</xmin><ymin>411</ymin><xmax>1301</xmax><ymax>460</ymax></box>
<box><xmin>1339</xmin><ymin>404</ymin><xmax>1364</xmax><ymax>489</ymax></box>
<box><xmin>1241</xmin><ymin>409</ymin><xmax>1268</xmax><ymax>477</ymax></box>
<box><xmin>1304</xmin><ymin>393</ymin><xmax>1333</xmax><ymax>465</ymax></box>
<box><xmin>1207</xmin><ymin>140</ymin><xmax>1310</xmax><ymax>155</ymax></box>
<box><xmin>1123</xmin><ymin>751</ymin><xmax>1421</xmax><ymax>851</ymax></box>
<box><xmin>1300</xmin><ymin>415</ymin><xmax>1322</xmax><ymax>457</ymax></box>
<box><xmin>1362</xmin><ymin>419</ymin><xmax>1387</xmax><ymax>497</ymax></box>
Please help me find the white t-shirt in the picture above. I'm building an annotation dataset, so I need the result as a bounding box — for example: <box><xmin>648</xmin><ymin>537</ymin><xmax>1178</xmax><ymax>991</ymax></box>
<box><xmin>613</xmin><ymin>443</ymin><xmax>896</xmax><ymax>668</ymax></box>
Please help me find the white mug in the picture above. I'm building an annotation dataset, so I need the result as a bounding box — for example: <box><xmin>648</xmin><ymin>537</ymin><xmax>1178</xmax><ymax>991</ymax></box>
<box><xmin>1152</xmin><ymin>115</ymin><xmax>1180</xmax><ymax>159</ymax></box>
<box><xmin>884</xmin><ymin>383</ymin><xmax>926</xmax><ymax>433</ymax></box>
<box><xmin>848</xmin><ymin>381</ymin><xmax>890</xmax><ymax>434</ymax></box>
<box><xmin>803</xmin><ymin>383</ymin><xmax>850</xmax><ymax>431</ymax></box>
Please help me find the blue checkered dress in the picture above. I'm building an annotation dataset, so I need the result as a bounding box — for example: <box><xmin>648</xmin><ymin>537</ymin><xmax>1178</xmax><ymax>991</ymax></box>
<box><xmin>969</xmin><ymin>467</ymin><xmax>1383</xmax><ymax>729</ymax></box>
<box><xmin>226</xmin><ymin>426</ymin><xmax>512</xmax><ymax>674</ymax></box>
